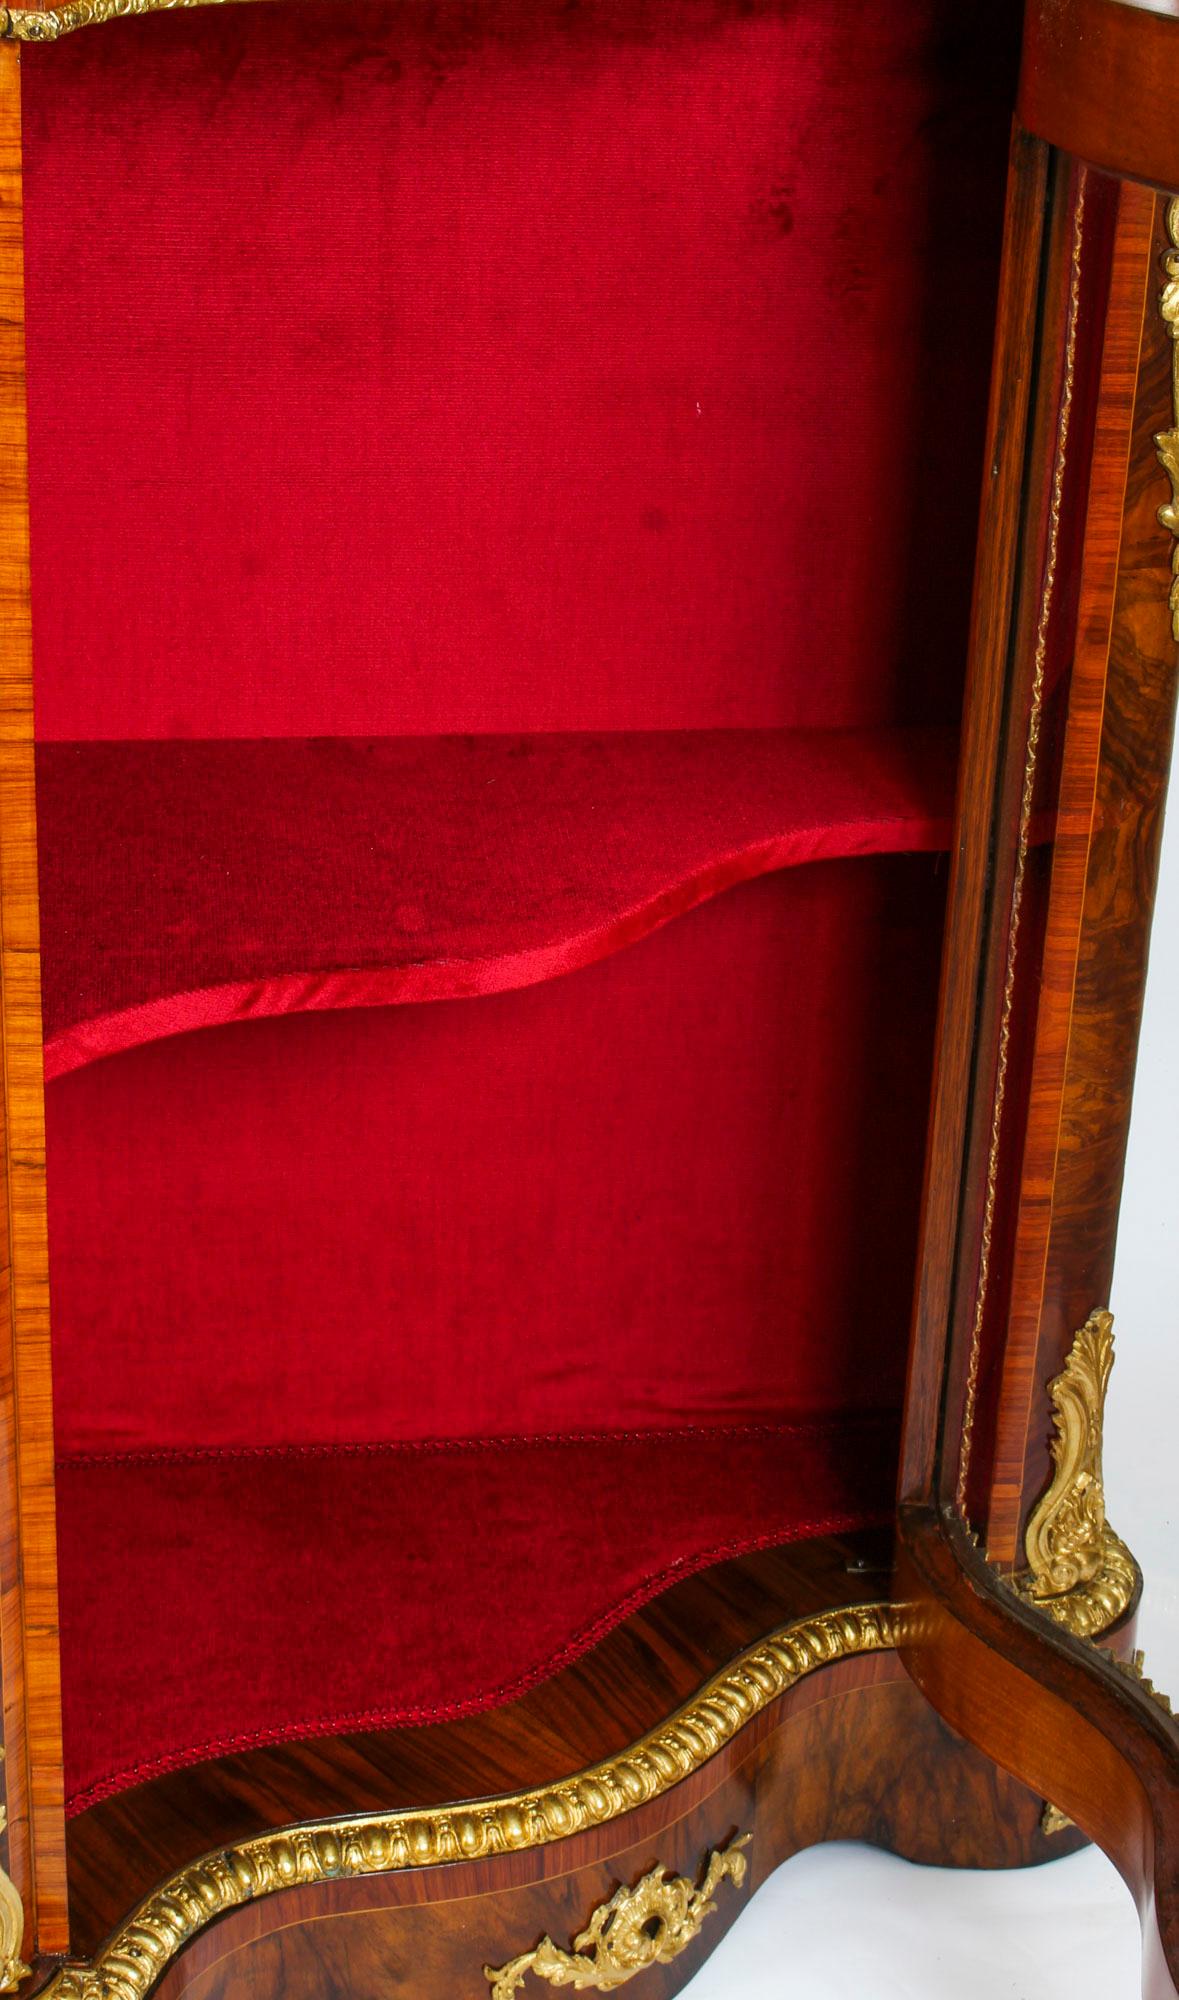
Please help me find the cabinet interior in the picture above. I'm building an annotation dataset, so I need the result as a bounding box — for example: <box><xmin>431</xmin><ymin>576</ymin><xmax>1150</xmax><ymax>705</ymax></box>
<box><xmin>18</xmin><ymin>0</ymin><xmax>1014</xmax><ymax>1825</ymax></box>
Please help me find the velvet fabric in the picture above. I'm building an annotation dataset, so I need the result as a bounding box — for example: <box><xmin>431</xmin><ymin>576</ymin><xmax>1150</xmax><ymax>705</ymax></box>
<box><xmin>45</xmin><ymin>857</ymin><xmax>940</xmax><ymax>1807</ymax></box>
<box><xmin>55</xmin><ymin>1420</ymin><xmax>896</xmax><ymax>1813</ymax></box>
<box><xmin>16</xmin><ymin>0</ymin><xmax>1017</xmax><ymax>1814</ymax></box>
<box><xmin>46</xmin><ymin>862</ymin><xmax>945</xmax><ymax>1455</ymax></box>
<box><xmin>37</xmin><ymin>729</ymin><xmax>955</xmax><ymax>1075</ymax></box>
<box><xmin>19</xmin><ymin>0</ymin><xmax>1013</xmax><ymax>739</ymax></box>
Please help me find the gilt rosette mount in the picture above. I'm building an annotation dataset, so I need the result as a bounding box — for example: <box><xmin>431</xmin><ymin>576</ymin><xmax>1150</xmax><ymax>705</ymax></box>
<box><xmin>484</xmin><ymin>1837</ymin><xmax>751</xmax><ymax>1999</ymax></box>
<box><xmin>1016</xmin><ymin>1310</ymin><xmax>1138</xmax><ymax>1639</ymax></box>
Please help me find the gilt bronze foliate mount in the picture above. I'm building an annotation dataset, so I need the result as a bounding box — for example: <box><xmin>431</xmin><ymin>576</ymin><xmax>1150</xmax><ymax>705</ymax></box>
<box><xmin>1016</xmin><ymin>1310</ymin><xmax>1138</xmax><ymax>1641</ymax></box>
<box><xmin>0</xmin><ymin>1753</ymin><xmax>29</xmax><ymax>1995</ymax></box>
<box><xmin>484</xmin><ymin>1838</ymin><xmax>751</xmax><ymax>2000</ymax></box>
<box><xmin>1155</xmin><ymin>197</ymin><xmax>1179</xmax><ymax>640</ymax></box>
<box><xmin>1016</xmin><ymin>1309</ymin><xmax>1138</xmax><ymax>1638</ymax></box>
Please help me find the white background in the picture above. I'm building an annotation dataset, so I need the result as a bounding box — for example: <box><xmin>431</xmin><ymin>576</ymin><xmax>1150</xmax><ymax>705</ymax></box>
<box><xmin>683</xmin><ymin>787</ymin><xmax>1179</xmax><ymax>1998</ymax></box>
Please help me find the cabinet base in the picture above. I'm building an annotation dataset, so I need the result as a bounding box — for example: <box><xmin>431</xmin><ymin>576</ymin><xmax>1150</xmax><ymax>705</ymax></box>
<box><xmin>36</xmin><ymin>1536</ymin><xmax>1079</xmax><ymax>2000</ymax></box>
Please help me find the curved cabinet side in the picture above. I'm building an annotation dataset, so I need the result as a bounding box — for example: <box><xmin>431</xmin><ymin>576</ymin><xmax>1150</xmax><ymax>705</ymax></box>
<box><xmin>899</xmin><ymin>1507</ymin><xmax>1179</xmax><ymax>2000</ymax></box>
<box><xmin>115</xmin><ymin>1656</ymin><xmax>1066</xmax><ymax>2000</ymax></box>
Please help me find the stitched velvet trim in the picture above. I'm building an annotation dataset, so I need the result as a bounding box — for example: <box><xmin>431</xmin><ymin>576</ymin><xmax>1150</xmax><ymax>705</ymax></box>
<box><xmin>46</xmin><ymin>865</ymin><xmax>946</xmax><ymax>1456</ymax></box>
<box><xmin>55</xmin><ymin>1419</ymin><xmax>897</xmax><ymax>1813</ymax></box>
<box><xmin>37</xmin><ymin>728</ymin><xmax>956</xmax><ymax>1076</ymax></box>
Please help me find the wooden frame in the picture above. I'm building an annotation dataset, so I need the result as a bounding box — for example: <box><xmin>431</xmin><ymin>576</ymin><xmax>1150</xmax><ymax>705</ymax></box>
<box><xmin>901</xmin><ymin>8</ymin><xmax>1179</xmax><ymax>1997</ymax></box>
<box><xmin>0</xmin><ymin>34</ymin><xmax>65</xmax><ymax>1969</ymax></box>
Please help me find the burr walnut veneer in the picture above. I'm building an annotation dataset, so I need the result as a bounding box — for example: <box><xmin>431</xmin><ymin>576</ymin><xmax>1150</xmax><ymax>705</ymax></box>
<box><xmin>0</xmin><ymin>0</ymin><xmax>1176</xmax><ymax>1995</ymax></box>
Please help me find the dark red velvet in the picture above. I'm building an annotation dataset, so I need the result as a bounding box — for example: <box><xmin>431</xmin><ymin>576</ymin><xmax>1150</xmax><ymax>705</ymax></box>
<box><xmin>19</xmin><ymin>0</ymin><xmax>1012</xmax><ymax>739</ymax></box>
<box><xmin>47</xmin><ymin>864</ymin><xmax>944</xmax><ymax>1454</ymax></box>
<box><xmin>37</xmin><ymin>728</ymin><xmax>955</xmax><ymax>1074</ymax></box>
<box><xmin>55</xmin><ymin>1420</ymin><xmax>896</xmax><ymax>1813</ymax></box>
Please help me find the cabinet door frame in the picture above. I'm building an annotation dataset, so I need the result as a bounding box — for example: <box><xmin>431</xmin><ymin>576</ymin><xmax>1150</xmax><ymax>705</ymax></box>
<box><xmin>899</xmin><ymin>9</ymin><xmax>1179</xmax><ymax>1995</ymax></box>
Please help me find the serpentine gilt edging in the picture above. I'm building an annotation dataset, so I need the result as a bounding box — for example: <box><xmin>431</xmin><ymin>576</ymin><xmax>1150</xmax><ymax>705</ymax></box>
<box><xmin>42</xmin><ymin>1604</ymin><xmax>899</xmax><ymax>2000</ymax></box>
<box><xmin>0</xmin><ymin>0</ymin><xmax>260</xmax><ymax>40</ymax></box>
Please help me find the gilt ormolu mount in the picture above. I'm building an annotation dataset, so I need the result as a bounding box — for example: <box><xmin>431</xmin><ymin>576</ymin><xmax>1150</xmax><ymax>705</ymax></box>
<box><xmin>1017</xmin><ymin>1311</ymin><xmax>1139</xmax><ymax>1639</ymax></box>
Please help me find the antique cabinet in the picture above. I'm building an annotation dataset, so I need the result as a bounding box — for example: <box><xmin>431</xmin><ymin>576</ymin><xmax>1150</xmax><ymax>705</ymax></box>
<box><xmin>0</xmin><ymin>0</ymin><xmax>1176</xmax><ymax>1995</ymax></box>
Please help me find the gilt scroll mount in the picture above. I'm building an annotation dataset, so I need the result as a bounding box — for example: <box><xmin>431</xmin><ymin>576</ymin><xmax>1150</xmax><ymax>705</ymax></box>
<box><xmin>1155</xmin><ymin>197</ymin><xmax>1179</xmax><ymax>639</ymax></box>
<box><xmin>1016</xmin><ymin>1310</ymin><xmax>1138</xmax><ymax>1640</ymax></box>
<box><xmin>0</xmin><ymin>1754</ymin><xmax>29</xmax><ymax>1993</ymax></box>
<box><xmin>483</xmin><ymin>1837</ymin><xmax>751</xmax><ymax>1999</ymax></box>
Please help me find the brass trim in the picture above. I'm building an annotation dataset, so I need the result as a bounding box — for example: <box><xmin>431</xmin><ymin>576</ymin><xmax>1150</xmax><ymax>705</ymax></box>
<box><xmin>0</xmin><ymin>0</ymin><xmax>261</xmax><ymax>40</ymax></box>
<box><xmin>0</xmin><ymin>1756</ymin><xmax>30</xmax><ymax>1993</ymax></box>
<box><xmin>1041</xmin><ymin>1802</ymin><xmax>1072</xmax><ymax>1837</ymax></box>
<box><xmin>1115</xmin><ymin>1648</ymin><xmax>1175</xmax><ymax>1717</ymax></box>
<box><xmin>956</xmin><ymin>173</ymin><xmax>1088</xmax><ymax>1516</ymax></box>
<box><xmin>483</xmin><ymin>1837</ymin><xmax>751</xmax><ymax>2000</ymax></box>
<box><xmin>1154</xmin><ymin>196</ymin><xmax>1179</xmax><ymax>640</ymax></box>
<box><xmin>41</xmin><ymin>1606</ymin><xmax>896</xmax><ymax>2000</ymax></box>
<box><xmin>1015</xmin><ymin>1310</ymin><xmax>1139</xmax><ymax>1639</ymax></box>
<box><xmin>1024</xmin><ymin>1308</ymin><xmax>1115</xmax><ymax>1595</ymax></box>
<box><xmin>1016</xmin><ymin>1532</ymin><xmax>1138</xmax><ymax>1641</ymax></box>
<box><xmin>0</xmin><ymin>1845</ymin><xmax>28</xmax><ymax>1995</ymax></box>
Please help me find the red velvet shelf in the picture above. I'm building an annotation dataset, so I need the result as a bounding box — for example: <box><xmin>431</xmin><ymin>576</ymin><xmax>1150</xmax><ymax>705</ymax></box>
<box><xmin>42</xmin><ymin>725</ymin><xmax>950</xmax><ymax>1812</ymax></box>
<box><xmin>54</xmin><ymin>1415</ymin><xmax>897</xmax><ymax>1817</ymax></box>
<box><xmin>36</xmin><ymin>727</ymin><xmax>957</xmax><ymax>1077</ymax></box>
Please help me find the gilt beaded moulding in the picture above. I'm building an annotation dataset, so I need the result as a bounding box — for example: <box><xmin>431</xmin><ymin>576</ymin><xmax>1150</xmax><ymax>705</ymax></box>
<box><xmin>38</xmin><ymin>1607</ymin><xmax>897</xmax><ymax>2000</ymax></box>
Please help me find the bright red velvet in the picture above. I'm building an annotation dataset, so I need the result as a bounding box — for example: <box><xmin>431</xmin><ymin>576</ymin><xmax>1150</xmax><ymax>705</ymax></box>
<box><xmin>17</xmin><ymin>0</ymin><xmax>1015</xmax><ymax>1814</ymax></box>
<box><xmin>47</xmin><ymin>863</ymin><xmax>944</xmax><ymax>1455</ymax></box>
<box><xmin>37</xmin><ymin>728</ymin><xmax>955</xmax><ymax>1075</ymax></box>
<box><xmin>56</xmin><ymin>1419</ymin><xmax>896</xmax><ymax>1813</ymax></box>
<box><xmin>19</xmin><ymin>0</ymin><xmax>1012</xmax><ymax>739</ymax></box>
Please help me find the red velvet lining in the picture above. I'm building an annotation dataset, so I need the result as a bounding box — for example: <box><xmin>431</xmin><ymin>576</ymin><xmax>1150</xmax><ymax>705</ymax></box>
<box><xmin>37</xmin><ymin>728</ymin><xmax>955</xmax><ymax>1076</ymax></box>
<box><xmin>47</xmin><ymin>864</ymin><xmax>944</xmax><ymax>1455</ymax></box>
<box><xmin>18</xmin><ymin>0</ymin><xmax>1016</xmax><ymax>1813</ymax></box>
<box><xmin>19</xmin><ymin>0</ymin><xmax>1013</xmax><ymax>740</ymax></box>
<box><xmin>55</xmin><ymin>1418</ymin><xmax>896</xmax><ymax>1814</ymax></box>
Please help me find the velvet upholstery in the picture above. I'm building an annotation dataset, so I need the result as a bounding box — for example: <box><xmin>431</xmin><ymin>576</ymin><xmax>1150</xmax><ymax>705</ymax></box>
<box><xmin>46</xmin><ymin>861</ymin><xmax>945</xmax><ymax>1457</ymax></box>
<box><xmin>19</xmin><ymin>0</ymin><xmax>1013</xmax><ymax>740</ymax></box>
<box><xmin>37</xmin><ymin>729</ymin><xmax>955</xmax><ymax>1075</ymax></box>
<box><xmin>57</xmin><ymin>1420</ymin><xmax>897</xmax><ymax>1812</ymax></box>
<box><xmin>17</xmin><ymin>0</ymin><xmax>1017</xmax><ymax>1812</ymax></box>
<box><xmin>44</xmin><ymin>856</ymin><xmax>944</xmax><ymax>1808</ymax></box>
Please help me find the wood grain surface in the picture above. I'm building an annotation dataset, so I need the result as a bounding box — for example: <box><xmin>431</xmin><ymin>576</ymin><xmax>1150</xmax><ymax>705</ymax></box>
<box><xmin>1021</xmin><ymin>0</ymin><xmax>1179</xmax><ymax>195</ymax></box>
<box><xmin>0</xmin><ymin>38</ymin><xmax>65</xmax><ymax>1960</ymax></box>
<box><xmin>900</xmin><ymin>127</ymin><xmax>1056</xmax><ymax>1513</ymax></box>
<box><xmin>149</xmin><ymin>1666</ymin><xmax>1068</xmax><ymax>2000</ymax></box>
<box><xmin>984</xmin><ymin>181</ymin><xmax>1176</xmax><ymax>1565</ymax></box>
<box><xmin>23</xmin><ymin>1535</ymin><xmax>1064</xmax><ymax>2000</ymax></box>
<box><xmin>900</xmin><ymin>1504</ymin><xmax>1179</xmax><ymax>2000</ymax></box>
